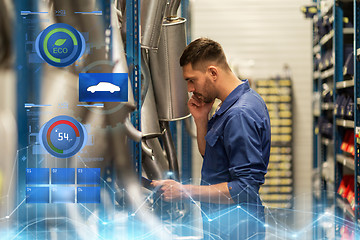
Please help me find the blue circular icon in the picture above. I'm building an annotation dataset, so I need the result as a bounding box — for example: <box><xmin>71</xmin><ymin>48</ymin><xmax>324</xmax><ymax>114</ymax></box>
<box><xmin>39</xmin><ymin>116</ymin><xmax>87</xmax><ymax>158</ymax></box>
<box><xmin>35</xmin><ymin>23</ymin><xmax>86</xmax><ymax>67</ymax></box>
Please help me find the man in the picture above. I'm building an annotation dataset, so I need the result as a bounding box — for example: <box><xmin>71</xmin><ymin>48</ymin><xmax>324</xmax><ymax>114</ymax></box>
<box><xmin>152</xmin><ymin>38</ymin><xmax>271</xmax><ymax>239</ymax></box>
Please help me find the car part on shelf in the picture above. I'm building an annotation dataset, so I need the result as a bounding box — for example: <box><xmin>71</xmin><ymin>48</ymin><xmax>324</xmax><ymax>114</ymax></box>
<box><xmin>149</xmin><ymin>17</ymin><xmax>190</xmax><ymax>121</ymax></box>
<box><xmin>185</xmin><ymin>116</ymin><xmax>197</xmax><ymax>138</ymax></box>
<box><xmin>142</xmin><ymin>137</ymin><xmax>169</xmax><ymax>180</ymax></box>
<box><xmin>140</xmin><ymin>0</ymin><xmax>167</xmax><ymax>49</ymax></box>
<box><xmin>164</xmin><ymin>0</ymin><xmax>181</xmax><ymax>20</ymax></box>
<box><xmin>343</xmin><ymin>51</ymin><xmax>354</xmax><ymax>79</ymax></box>
<box><xmin>160</xmin><ymin>121</ymin><xmax>180</xmax><ymax>181</ymax></box>
<box><xmin>141</xmin><ymin>49</ymin><xmax>162</xmax><ymax>138</ymax></box>
<box><xmin>142</xmin><ymin>150</ymin><xmax>163</xmax><ymax>180</ymax></box>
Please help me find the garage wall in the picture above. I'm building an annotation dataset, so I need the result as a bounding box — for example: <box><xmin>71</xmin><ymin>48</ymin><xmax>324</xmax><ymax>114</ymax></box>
<box><xmin>189</xmin><ymin>0</ymin><xmax>313</xmax><ymax>225</ymax></box>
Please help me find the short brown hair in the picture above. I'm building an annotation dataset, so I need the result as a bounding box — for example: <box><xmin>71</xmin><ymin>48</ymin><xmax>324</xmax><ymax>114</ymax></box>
<box><xmin>179</xmin><ymin>38</ymin><xmax>230</xmax><ymax>72</ymax></box>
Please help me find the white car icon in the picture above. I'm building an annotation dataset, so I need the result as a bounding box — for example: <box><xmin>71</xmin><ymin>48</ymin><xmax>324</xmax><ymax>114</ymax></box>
<box><xmin>87</xmin><ymin>82</ymin><xmax>120</xmax><ymax>93</ymax></box>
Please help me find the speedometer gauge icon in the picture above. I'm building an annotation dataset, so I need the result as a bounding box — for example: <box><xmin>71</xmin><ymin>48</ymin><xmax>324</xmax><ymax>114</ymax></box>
<box><xmin>39</xmin><ymin>116</ymin><xmax>87</xmax><ymax>158</ymax></box>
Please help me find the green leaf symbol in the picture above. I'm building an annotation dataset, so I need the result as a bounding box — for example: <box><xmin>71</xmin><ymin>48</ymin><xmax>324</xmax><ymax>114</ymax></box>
<box><xmin>54</xmin><ymin>39</ymin><xmax>67</xmax><ymax>46</ymax></box>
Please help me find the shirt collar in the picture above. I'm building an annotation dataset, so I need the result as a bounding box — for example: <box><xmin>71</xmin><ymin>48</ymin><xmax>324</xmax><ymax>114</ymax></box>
<box><xmin>212</xmin><ymin>79</ymin><xmax>250</xmax><ymax>118</ymax></box>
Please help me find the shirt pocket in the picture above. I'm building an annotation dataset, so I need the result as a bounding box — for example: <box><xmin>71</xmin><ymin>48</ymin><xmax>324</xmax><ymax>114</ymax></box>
<box><xmin>205</xmin><ymin>129</ymin><xmax>222</xmax><ymax>147</ymax></box>
<box><xmin>204</xmin><ymin>129</ymin><xmax>227</xmax><ymax>172</ymax></box>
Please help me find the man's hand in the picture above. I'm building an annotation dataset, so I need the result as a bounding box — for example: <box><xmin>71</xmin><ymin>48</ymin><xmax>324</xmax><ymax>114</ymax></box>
<box><xmin>188</xmin><ymin>95</ymin><xmax>214</xmax><ymax>156</ymax></box>
<box><xmin>151</xmin><ymin>180</ymin><xmax>190</xmax><ymax>202</ymax></box>
<box><xmin>151</xmin><ymin>180</ymin><xmax>234</xmax><ymax>204</ymax></box>
<box><xmin>187</xmin><ymin>94</ymin><xmax>214</xmax><ymax>122</ymax></box>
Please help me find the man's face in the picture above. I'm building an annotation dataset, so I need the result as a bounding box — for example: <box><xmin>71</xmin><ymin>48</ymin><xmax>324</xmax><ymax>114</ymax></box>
<box><xmin>182</xmin><ymin>63</ymin><xmax>216</xmax><ymax>103</ymax></box>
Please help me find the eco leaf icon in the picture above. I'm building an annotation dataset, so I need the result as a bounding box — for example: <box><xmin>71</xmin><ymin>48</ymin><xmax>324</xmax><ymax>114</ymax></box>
<box><xmin>54</xmin><ymin>39</ymin><xmax>67</xmax><ymax>46</ymax></box>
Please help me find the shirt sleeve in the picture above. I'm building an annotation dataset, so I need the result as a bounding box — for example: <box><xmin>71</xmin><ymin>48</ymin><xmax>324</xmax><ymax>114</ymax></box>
<box><xmin>224</xmin><ymin>111</ymin><xmax>265</xmax><ymax>204</ymax></box>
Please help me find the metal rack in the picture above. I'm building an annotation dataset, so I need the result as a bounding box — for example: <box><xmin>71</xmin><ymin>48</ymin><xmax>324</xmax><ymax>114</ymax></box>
<box><xmin>255</xmin><ymin>79</ymin><xmax>294</xmax><ymax>209</ymax></box>
<box><xmin>181</xmin><ymin>0</ymin><xmax>193</xmax><ymax>182</ymax></box>
<box><xmin>311</xmin><ymin>0</ymin><xmax>360</xmax><ymax>238</ymax></box>
<box><xmin>126</xmin><ymin>0</ymin><xmax>142</xmax><ymax>177</ymax></box>
<box><xmin>126</xmin><ymin>0</ymin><xmax>193</xmax><ymax>181</ymax></box>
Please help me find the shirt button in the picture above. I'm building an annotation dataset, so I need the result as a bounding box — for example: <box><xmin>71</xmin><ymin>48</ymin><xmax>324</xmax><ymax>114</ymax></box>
<box><xmin>228</xmin><ymin>187</ymin><xmax>232</xmax><ymax>190</ymax></box>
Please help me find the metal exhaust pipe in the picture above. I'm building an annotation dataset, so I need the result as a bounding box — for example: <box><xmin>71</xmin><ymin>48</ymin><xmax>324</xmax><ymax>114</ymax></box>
<box><xmin>160</xmin><ymin>121</ymin><xmax>180</xmax><ymax>181</ymax></box>
<box><xmin>141</xmin><ymin>49</ymin><xmax>162</xmax><ymax>138</ymax></box>
<box><xmin>142</xmin><ymin>137</ymin><xmax>169</xmax><ymax>180</ymax></box>
<box><xmin>164</xmin><ymin>0</ymin><xmax>182</xmax><ymax>20</ymax></box>
<box><xmin>142</xmin><ymin>152</ymin><xmax>163</xmax><ymax>180</ymax></box>
<box><xmin>185</xmin><ymin>116</ymin><xmax>197</xmax><ymax>138</ymax></box>
<box><xmin>149</xmin><ymin>17</ymin><xmax>190</xmax><ymax>121</ymax></box>
<box><xmin>140</xmin><ymin>0</ymin><xmax>168</xmax><ymax>49</ymax></box>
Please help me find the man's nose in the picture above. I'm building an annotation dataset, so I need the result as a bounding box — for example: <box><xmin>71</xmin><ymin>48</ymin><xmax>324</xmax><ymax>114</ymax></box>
<box><xmin>187</xmin><ymin>82</ymin><xmax>194</xmax><ymax>93</ymax></box>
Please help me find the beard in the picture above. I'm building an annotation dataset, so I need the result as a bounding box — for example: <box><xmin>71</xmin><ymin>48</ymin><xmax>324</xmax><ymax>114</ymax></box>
<box><xmin>193</xmin><ymin>92</ymin><xmax>215</xmax><ymax>104</ymax></box>
<box><xmin>192</xmin><ymin>77</ymin><xmax>216</xmax><ymax>103</ymax></box>
<box><xmin>202</xmin><ymin>94</ymin><xmax>215</xmax><ymax>104</ymax></box>
<box><xmin>200</xmin><ymin>76</ymin><xmax>216</xmax><ymax>103</ymax></box>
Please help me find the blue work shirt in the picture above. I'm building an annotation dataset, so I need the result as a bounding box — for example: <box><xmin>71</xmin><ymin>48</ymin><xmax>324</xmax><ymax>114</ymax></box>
<box><xmin>201</xmin><ymin>79</ymin><xmax>271</xmax><ymax>210</ymax></box>
<box><xmin>200</xmin><ymin>79</ymin><xmax>270</xmax><ymax>239</ymax></box>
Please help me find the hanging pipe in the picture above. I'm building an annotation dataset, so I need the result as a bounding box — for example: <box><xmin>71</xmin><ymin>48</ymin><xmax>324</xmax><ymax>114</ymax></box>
<box><xmin>164</xmin><ymin>0</ymin><xmax>182</xmax><ymax>20</ymax></box>
<box><xmin>160</xmin><ymin>121</ymin><xmax>180</xmax><ymax>181</ymax></box>
<box><xmin>141</xmin><ymin>48</ymin><xmax>150</xmax><ymax>106</ymax></box>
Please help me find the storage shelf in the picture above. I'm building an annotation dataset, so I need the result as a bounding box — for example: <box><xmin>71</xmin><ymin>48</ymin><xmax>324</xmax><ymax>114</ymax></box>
<box><xmin>321</xmin><ymin>138</ymin><xmax>333</xmax><ymax>146</ymax></box>
<box><xmin>336</xmin><ymin>79</ymin><xmax>354</xmax><ymax>89</ymax></box>
<box><xmin>321</xmin><ymin>103</ymin><xmax>334</xmax><ymax>110</ymax></box>
<box><xmin>319</xmin><ymin>28</ymin><xmax>353</xmax><ymax>46</ymax></box>
<box><xmin>313</xmin><ymin>44</ymin><xmax>321</xmax><ymax>54</ymax></box>
<box><xmin>319</xmin><ymin>64</ymin><xmax>334</xmax><ymax>72</ymax></box>
<box><xmin>256</xmin><ymin>78</ymin><xmax>294</xmax><ymax>209</ymax></box>
<box><xmin>321</xmin><ymin>68</ymin><xmax>334</xmax><ymax>79</ymax></box>
<box><xmin>336</xmin><ymin>195</ymin><xmax>355</xmax><ymax>220</ymax></box>
<box><xmin>313</xmin><ymin>71</ymin><xmax>320</xmax><ymax>79</ymax></box>
<box><xmin>343</xmin><ymin>28</ymin><xmax>354</xmax><ymax>35</ymax></box>
<box><xmin>336</xmin><ymin>119</ymin><xmax>354</xmax><ymax>128</ymax></box>
<box><xmin>320</xmin><ymin>30</ymin><xmax>334</xmax><ymax>46</ymax></box>
<box><xmin>312</xmin><ymin>3</ymin><xmax>359</xmax><ymax>238</ymax></box>
<box><xmin>321</xmin><ymin>172</ymin><xmax>334</xmax><ymax>184</ymax></box>
<box><xmin>336</xmin><ymin>154</ymin><xmax>355</xmax><ymax>171</ymax></box>
<box><xmin>320</xmin><ymin>3</ymin><xmax>333</xmax><ymax>18</ymax></box>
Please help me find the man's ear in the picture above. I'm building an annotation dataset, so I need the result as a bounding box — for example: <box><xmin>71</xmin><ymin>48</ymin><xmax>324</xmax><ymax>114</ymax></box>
<box><xmin>208</xmin><ymin>66</ymin><xmax>218</xmax><ymax>80</ymax></box>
